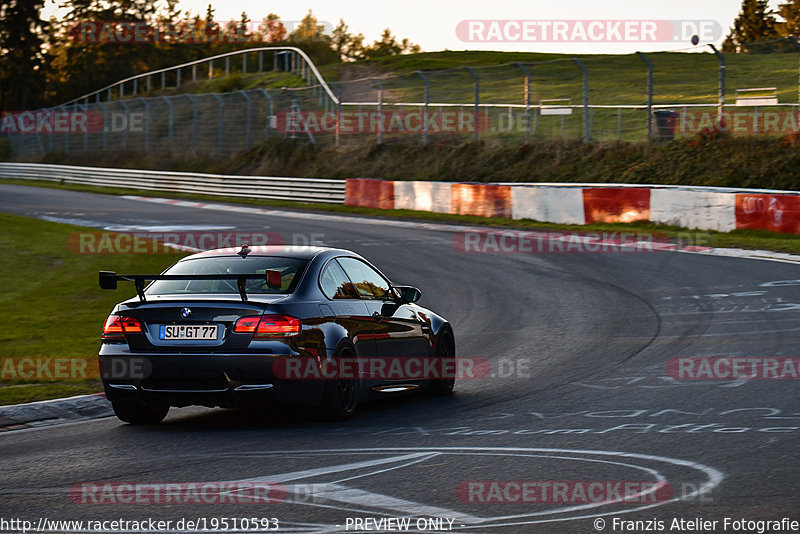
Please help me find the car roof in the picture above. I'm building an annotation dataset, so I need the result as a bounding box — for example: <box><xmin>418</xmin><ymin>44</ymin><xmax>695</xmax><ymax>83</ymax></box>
<box><xmin>179</xmin><ymin>245</ymin><xmax>355</xmax><ymax>261</ymax></box>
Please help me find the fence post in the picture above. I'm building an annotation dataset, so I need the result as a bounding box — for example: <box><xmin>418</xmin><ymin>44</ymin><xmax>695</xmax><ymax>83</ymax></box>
<box><xmin>242</xmin><ymin>52</ymin><xmax>247</xmax><ymax>75</ymax></box>
<box><xmin>283</xmin><ymin>89</ymin><xmax>316</xmax><ymax>145</ymax></box>
<box><xmin>160</xmin><ymin>96</ymin><xmax>173</xmax><ymax>145</ymax></box>
<box><xmin>133</xmin><ymin>78</ymin><xmax>138</xmax><ymax>96</ymax></box>
<box><xmin>573</xmin><ymin>58</ymin><xmax>589</xmax><ymax>141</ymax></box>
<box><xmin>209</xmin><ymin>60</ymin><xmax>213</xmax><ymax>79</ymax></box>
<box><xmin>97</xmin><ymin>101</ymin><xmax>108</xmax><ymax>150</ymax></box>
<box><xmin>210</xmin><ymin>93</ymin><xmax>224</xmax><ymax>154</ymax></box>
<box><xmin>225</xmin><ymin>56</ymin><xmax>230</xmax><ymax>76</ymax></box>
<box><xmin>161</xmin><ymin>71</ymin><xmax>166</xmax><ymax>89</ymax></box>
<box><xmin>192</xmin><ymin>64</ymin><xmax>197</xmax><ymax>82</ymax></box>
<box><xmin>514</xmin><ymin>62</ymin><xmax>532</xmax><ymax>143</ymax></box>
<box><xmin>176</xmin><ymin>68</ymin><xmax>181</xmax><ymax>87</ymax></box>
<box><xmin>464</xmin><ymin>67</ymin><xmax>479</xmax><ymax>142</ymax></box>
<box><xmin>371</xmin><ymin>78</ymin><xmax>384</xmax><ymax>144</ymax></box>
<box><xmin>789</xmin><ymin>37</ymin><xmax>800</xmax><ymax>123</ymax></box>
<box><xmin>708</xmin><ymin>44</ymin><xmax>725</xmax><ymax>119</ymax></box>
<box><xmin>81</xmin><ymin>103</ymin><xmax>88</xmax><ymax>152</ymax></box>
<box><xmin>636</xmin><ymin>52</ymin><xmax>653</xmax><ymax>142</ymax></box>
<box><xmin>415</xmin><ymin>71</ymin><xmax>430</xmax><ymax>145</ymax></box>
<box><xmin>118</xmin><ymin>100</ymin><xmax>130</xmax><ymax>149</ymax></box>
<box><xmin>237</xmin><ymin>90</ymin><xmax>253</xmax><ymax>149</ymax></box>
<box><xmin>146</xmin><ymin>75</ymin><xmax>151</xmax><ymax>93</ymax></box>
<box><xmin>140</xmin><ymin>98</ymin><xmax>150</xmax><ymax>151</ymax></box>
<box><xmin>259</xmin><ymin>50</ymin><xmax>263</xmax><ymax>72</ymax></box>
<box><xmin>185</xmin><ymin>94</ymin><xmax>198</xmax><ymax>150</ymax></box>
<box><xmin>257</xmin><ymin>89</ymin><xmax>272</xmax><ymax>141</ymax></box>
<box><xmin>329</xmin><ymin>83</ymin><xmax>342</xmax><ymax>147</ymax></box>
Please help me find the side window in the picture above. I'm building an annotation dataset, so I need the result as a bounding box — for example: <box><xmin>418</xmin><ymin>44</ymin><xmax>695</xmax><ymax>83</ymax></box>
<box><xmin>337</xmin><ymin>257</ymin><xmax>391</xmax><ymax>300</ymax></box>
<box><xmin>319</xmin><ymin>260</ymin><xmax>359</xmax><ymax>300</ymax></box>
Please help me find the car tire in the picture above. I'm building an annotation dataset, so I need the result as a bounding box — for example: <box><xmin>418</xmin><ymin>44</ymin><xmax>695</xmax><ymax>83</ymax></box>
<box><xmin>429</xmin><ymin>330</ymin><xmax>456</xmax><ymax>396</ymax></box>
<box><xmin>111</xmin><ymin>400</ymin><xmax>169</xmax><ymax>424</ymax></box>
<box><xmin>319</xmin><ymin>348</ymin><xmax>359</xmax><ymax>420</ymax></box>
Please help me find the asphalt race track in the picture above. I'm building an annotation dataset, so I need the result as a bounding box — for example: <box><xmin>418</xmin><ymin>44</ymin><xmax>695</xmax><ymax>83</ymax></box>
<box><xmin>0</xmin><ymin>183</ymin><xmax>798</xmax><ymax>534</ymax></box>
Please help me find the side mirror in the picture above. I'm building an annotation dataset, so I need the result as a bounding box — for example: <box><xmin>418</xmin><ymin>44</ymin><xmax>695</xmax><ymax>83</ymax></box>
<box><xmin>393</xmin><ymin>285</ymin><xmax>421</xmax><ymax>304</ymax></box>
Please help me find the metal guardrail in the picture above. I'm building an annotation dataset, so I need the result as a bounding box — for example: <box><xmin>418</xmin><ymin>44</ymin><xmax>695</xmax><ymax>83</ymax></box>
<box><xmin>63</xmin><ymin>46</ymin><xmax>339</xmax><ymax>106</ymax></box>
<box><xmin>0</xmin><ymin>162</ymin><xmax>345</xmax><ymax>203</ymax></box>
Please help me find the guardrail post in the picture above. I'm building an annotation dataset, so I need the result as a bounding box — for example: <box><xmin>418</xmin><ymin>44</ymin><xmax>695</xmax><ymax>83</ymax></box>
<box><xmin>192</xmin><ymin>64</ymin><xmax>197</xmax><ymax>82</ymax></box>
<box><xmin>259</xmin><ymin>50</ymin><xmax>263</xmax><ymax>72</ymax></box>
<box><xmin>415</xmin><ymin>71</ymin><xmax>430</xmax><ymax>145</ymax></box>
<box><xmin>146</xmin><ymin>75</ymin><xmax>151</xmax><ymax>93</ymax></box>
<box><xmin>464</xmin><ymin>67</ymin><xmax>479</xmax><ymax>142</ymax></box>
<box><xmin>371</xmin><ymin>78</ymin><xmax>384</xmax><ymax>144</ymax></box>
<box><xmin>574</xmin><ymin>58</ymin><xmax>590</xmax><ymax>141</ymax></box>
<box><xmin>210</xmin><ymin>92</ymin><xmax>225</xmax><ymax>154</ymax></box>
<box><xmin>209</xmin><ymin>60</ymin><xmax>213</xmax><ymax>79</ymax></box>
<box><xmin>708</xmin><ymin>44</ymin><xmax>725</xmax><ymax>118</ymax></box>
<box><xmin>636</xmin><ymin>52</ymin><xmax>653</xmax><ymax>142</ymax></box>
<box><xmin>242</xmin><ymin>52</ymin><xmax>247</xmax><ymax>74</ymax></box>
<box><xmin>119</xmin><ymin>83</ymin><xmax>124</xmax><ymax>100</ymax></box>
<box><xmin>140</xmin><ymin>98</ymin><xmax>150</xmax><ymax>151</ymax></box>
<box><xmin>176</xmin><ymin>68</ymin><xmax>181</xmax><ymax>87</ymax></box>
<box><xmin>160</xmin><ymin>96</ymin><xmax>173</xmax><ymax>145</ymax></box>
<box><xmin>225</xmin><ymin>56</ymin><xmax>230</xmax><ymax>76</ymax></box>
<box><xmin>514</xmin><ymin>62</ymin><xmax>532</xmax><ymax>143</ymax></box>
<box><xmin>133</xmin><ymin>78</ymin><xmax>138</xmax><ymax>96</ymax></box>
<box><xmin>238</xmin><ymin>90</ymin><xmax>253</xmax><ymax>148</ymax></box>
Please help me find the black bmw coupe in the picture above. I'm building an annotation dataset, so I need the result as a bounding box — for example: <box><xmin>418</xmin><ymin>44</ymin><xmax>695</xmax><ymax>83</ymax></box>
<box><xmin>98</xmin><ymin>245</ymin><xmax>455</xmax><ymax>424</ymax></box>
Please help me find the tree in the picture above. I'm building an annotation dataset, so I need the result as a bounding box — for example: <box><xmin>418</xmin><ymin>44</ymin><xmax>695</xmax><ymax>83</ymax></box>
<box><xmin>288</xmin><ymin>10</ymin><xmax>329</xmax><ymax>43</ymax></box>
<box><xmin>364</xmin><ymin>28</ymin><xmax>420</xmax><ymax>59</ymax></box>
<box><xmin>777</xmin><ymin>0</ymin><xmax>800</xmax><ymax>37</ymax></box>
<box><xmin>331</xmin><ymin>19</ymin><xmax>365</xmax><ymax>61</ymax></box>
<box><xmin>0</xmin><ymin>0</ymin><xmax>49</xmax><ymax>111</ymax></box>
<box><xmin>723</xmin><ymin>0</ymin><xmax>780</xmax><ymax>52</ymax></box>
<box><xmin>257</xmin><ymin>13</ymin><xmax>286</xmax><ymax>43</ymax></box>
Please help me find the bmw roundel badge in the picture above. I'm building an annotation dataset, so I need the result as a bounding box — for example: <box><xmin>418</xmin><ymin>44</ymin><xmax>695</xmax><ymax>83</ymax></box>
<box><xmin>180</xmin><ymin>308</ymin><xmax>192</xmax><ymax>319</ymax></box>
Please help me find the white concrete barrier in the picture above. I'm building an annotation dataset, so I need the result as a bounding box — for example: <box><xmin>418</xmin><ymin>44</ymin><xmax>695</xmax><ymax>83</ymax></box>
<box><xmin>510</xmin><ymin>186</ymin><xmax>586</xmax><ymax>225</ymax></box>
<box><xmin>393</xmin><ymin>181</ymin><xmax>452</xmax><ymax>213</ymax></box>
<box><xmin>650</xmin><ymin>190</ymin><xmax>736</xmax><ymax>232</ymax></box>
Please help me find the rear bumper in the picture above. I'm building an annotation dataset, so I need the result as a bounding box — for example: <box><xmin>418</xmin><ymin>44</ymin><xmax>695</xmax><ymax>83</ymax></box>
<box><xmin>99</xmin><ymin>352</ymin><xmax>326</xmax><ymax>408</ymax></box>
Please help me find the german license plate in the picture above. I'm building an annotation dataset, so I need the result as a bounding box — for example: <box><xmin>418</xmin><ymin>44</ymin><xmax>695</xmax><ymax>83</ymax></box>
<box><xmin>159</xmin><ymin>324</ymin><xmax>218</xmax><ymax>340</ymax></box>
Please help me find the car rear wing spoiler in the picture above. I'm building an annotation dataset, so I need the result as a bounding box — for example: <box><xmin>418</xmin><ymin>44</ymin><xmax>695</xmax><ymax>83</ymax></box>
<box><xmin>99</xmin><ymin>270</ymin><xmax>282</xmax><ymax>302</ymax></box>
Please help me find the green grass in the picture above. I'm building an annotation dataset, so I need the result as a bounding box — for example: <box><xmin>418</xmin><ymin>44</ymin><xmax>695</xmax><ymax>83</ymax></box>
<box><xmin>0</xmin><ymin>213</ymin><xmax>185</xmax><ymax>405</ymax></box>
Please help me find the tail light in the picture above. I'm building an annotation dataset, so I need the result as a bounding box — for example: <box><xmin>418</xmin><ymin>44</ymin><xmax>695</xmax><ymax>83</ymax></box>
<box><xmin>102</xmin><ymin>315</ymin><xmax>143</xmax><ymax>338</ymax></box>
<box><xmin>234</xmin><ymin>315</ymin><xmax>301</xmax><ymax>338</ymax></box>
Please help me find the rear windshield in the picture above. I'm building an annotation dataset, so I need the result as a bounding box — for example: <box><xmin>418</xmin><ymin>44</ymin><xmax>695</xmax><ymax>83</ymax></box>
<box><xmin>146</xmin><ymin>256</ymin><xmax>308</xmax><ymax>296</ymax></box>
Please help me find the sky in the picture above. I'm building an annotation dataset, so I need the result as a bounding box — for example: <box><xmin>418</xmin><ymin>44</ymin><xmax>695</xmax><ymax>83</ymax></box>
<box><xmin>42</xmin><ymin>0</ymin><xmax>785</xmax><ymax>55</ymax></box>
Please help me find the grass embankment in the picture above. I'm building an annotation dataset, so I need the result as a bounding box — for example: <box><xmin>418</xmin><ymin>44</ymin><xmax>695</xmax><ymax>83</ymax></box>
<box><xmin>0</xmin><ymin>213</ymin><xmax>185</xmax><ymax>405</ymax></box>
<box><xmin>24</xmin><ymin>134</ymin><xmax>800</xmax><ymax>191</ymax></box>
